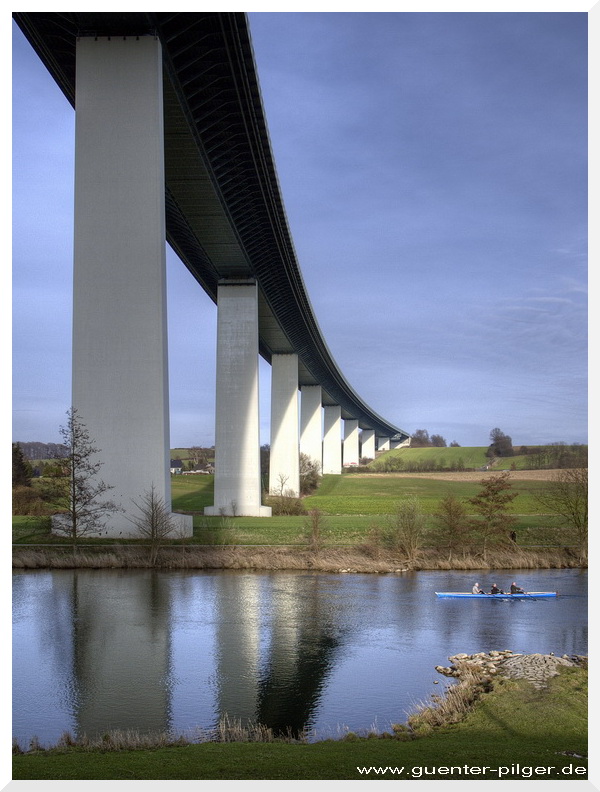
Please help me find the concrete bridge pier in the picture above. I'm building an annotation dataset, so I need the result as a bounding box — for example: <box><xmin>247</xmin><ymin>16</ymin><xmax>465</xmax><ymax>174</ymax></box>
<box><xmin>269</xmin><ymin>354</ymin><xmax>300</xmax><ymax>497</ymax></box>
<box><xmin>343</xmin><ymin>419</ymin><xmax>359</xmax><ymax>467</ymax></box>
<box><xmin>378</xmin><ymin>437</ymin><xmax>391</xmax><ymax>452</ymax></box>
<box><xmin>322</xmin><ymin>406</ymin><xmax>342</xmax><ymax>474</ymax></box>
<box><xmin>361</xmin><ymin>429</ymin><xmax>376</xmax><ymax>460</ymax></box>
<box><xmin>205</xmin><ymin>280</ymin><xmax>271</xmax><ymax>517</ymax></box>
<box><xmin>71</xmin><ymin>36</ymin><xmax>192</xmax><ymax>537</ymax></box>
<box><xmin>300</xmin><ymin>385</ymin><xmax>323</xmax><ymax>472</ymax></box>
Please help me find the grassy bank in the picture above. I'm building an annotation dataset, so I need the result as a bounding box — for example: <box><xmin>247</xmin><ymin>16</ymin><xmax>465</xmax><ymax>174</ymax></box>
<box><xmin>13</xmin><ymin>511</ymin><xmax>562</xmax><ymax>549</ymax></box>
<box><xmin>12</xmin><ymin>665</ymin><xmax>587</xmax><ymax>780</ymax></box>
<box><xmin>14</xmin><ymin>470</ymin><xmax>583</xmax><ymax>569</ymax></box>
<box><xmin>368</xmin><ymin>445</ymin><xmax>586</xmax><ymax>472</ymax></box>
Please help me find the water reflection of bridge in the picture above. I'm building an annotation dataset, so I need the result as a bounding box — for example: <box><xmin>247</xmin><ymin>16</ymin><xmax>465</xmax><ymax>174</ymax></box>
<box><xmin>215</xmin><ymin>573</ymin><xmax>347</xmax><ymax>735</ymax></box>
<box><xmin>46</xmin><ymin>570</ymin><xmax>351</xmax><ymax>738</ymax></box>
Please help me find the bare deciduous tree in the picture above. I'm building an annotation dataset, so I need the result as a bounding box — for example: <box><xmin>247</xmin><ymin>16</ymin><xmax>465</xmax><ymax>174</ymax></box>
<box><xmin>385</xmin><ymin>496</ymin><xmax>426</xmax><ymax>567</ymax></box>
<box><xmin>410</xmin><ymin>429</ymin><xmax>431</xmax><ymax>447</ymax></box>
<box><xmin>304</xmin><ymin>508</ymin><xmax>326</xmax><ymax>552</ymax></box>
<box><xmin>269</xmin><ymin>472</ymin><xmax>304</xmax><ymax>515</ymax></box>
<box><xmin>433</xmin><ymin>493</ymin><xmax>471</xmax><ymax>559</ymax></box>
<box><xmin>487</xmin><ymin>428</ymin><xmax>514</xmax><ymax>458</ymax></box>
<box><xmin>299</xmin><ymin>453</ymin><xmax>321</xmax><ymax>495</ymax></box>
<box><xmin>187</xmin><ymin>446</ymin><xmax>210</xmax><ymax>470</ymax></box>
<box><xmin>129</xmin><ymin>484</ymin><xmax>180</xmax><ymax>565</ymax></box>
<box><xmin>534</xmin><ymin>468</ymin><xmax>587</xmax><ymax>561</ymax></box>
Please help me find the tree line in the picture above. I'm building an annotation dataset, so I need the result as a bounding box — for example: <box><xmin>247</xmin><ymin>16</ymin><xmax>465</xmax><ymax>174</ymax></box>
<box><xmin>368</xmin><ymin>455</ymin><xmax>470</xmax><ymax>473</ymax></box>
<box><xmin>14</xmin><ymin>441</ymin><xmax>69</xmax><ymax>460</ymax></box>
<box><xmin>398</xmin><ymin>427</ymin><xmax>587</xmax><ymax>470</ymax></box>
<box><xmin>409</xmin><ymin>430</ymin><xmax>459</xmax><ymax>448</ymax></box>
<box><xmin>374</xmin><ymin>469</ymin><xmax>587</xmax><ymax>565</ymax></box>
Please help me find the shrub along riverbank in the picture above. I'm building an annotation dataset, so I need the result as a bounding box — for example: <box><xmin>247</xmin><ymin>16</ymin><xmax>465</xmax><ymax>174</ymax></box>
<box><xmin>12</xmin><ymin>664</ymin><xmax>587</xmax><ymax>780</ymax></box>
<box><xmin>13</xmin><ymin>470</ymin><xmax>585</xmax><ymax>570</ymax></box>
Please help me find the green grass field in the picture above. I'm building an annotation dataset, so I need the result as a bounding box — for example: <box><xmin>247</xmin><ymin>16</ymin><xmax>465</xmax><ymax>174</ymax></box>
<box><xmin>169</xmin><ymin>469</ymin><xmax>548</xmax><ymax>516</ymax></box>
<box><xmin>370</xmin><ymin>445</ymin><xmax>490</xmax><ymax>469</ymax></box>
<box><xmin>303</xmin><ymin>473</ymin><xmax>546</xmax><ymax>514</ymax></box>
<box><xmin>169</xmin><ymin>471</ymin><xmax>555</xmax><ymax>545</ymax></box>
<box><xmin>368</xmin><ymin>446</ymin><xmax>559</xmax><ymax>472</ymax></box>
<box><xmin>13</xmin><ymin>469</ymin><xmax>567</xmax><ymax>549</ymax></box>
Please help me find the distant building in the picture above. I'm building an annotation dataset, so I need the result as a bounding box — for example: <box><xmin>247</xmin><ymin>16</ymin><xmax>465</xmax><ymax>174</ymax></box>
<box><xmin>170</xmin><ymin>459</ymin><xmax>184</xmax><ymax>474</ymax></box>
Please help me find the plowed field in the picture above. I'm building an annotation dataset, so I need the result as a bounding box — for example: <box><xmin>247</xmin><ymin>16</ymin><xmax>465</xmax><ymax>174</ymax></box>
<box><xmin>353</xmin><ymin>469</ymin><xmax>559</xmax><ymax>482</ymax></box>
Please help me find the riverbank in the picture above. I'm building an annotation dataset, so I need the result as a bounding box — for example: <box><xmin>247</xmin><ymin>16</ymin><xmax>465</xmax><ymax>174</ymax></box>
<box><xmin>13</xmin><ymin>656</ymin><xmax>587</xmax><ymax>780</ymax></box>
<box><xmin>12</xmin><ymin>544</ymin><xmax>585</xmax><ymax>572</ymax></box>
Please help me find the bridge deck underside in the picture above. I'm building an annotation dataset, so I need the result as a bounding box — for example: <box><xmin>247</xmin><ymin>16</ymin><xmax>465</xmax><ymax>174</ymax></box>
<box><xmin>14</xmin><ymin>11</ymin><xmax>409</xmax><ymax>439</ymax></box>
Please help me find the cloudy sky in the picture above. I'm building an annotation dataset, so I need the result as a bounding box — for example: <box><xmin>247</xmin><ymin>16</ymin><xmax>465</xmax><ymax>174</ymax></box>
<box><xmin>11</xmin><ymin>11</ymin><xmax>588</xmax><ymax>450</ymax></box>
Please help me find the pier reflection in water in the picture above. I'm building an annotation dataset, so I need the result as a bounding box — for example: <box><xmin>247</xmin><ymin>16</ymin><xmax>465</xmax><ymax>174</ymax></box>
<box><xmin>12</xmin><ymin>567</ymin><xmax>587</xmax><ymax>744</ymax></box>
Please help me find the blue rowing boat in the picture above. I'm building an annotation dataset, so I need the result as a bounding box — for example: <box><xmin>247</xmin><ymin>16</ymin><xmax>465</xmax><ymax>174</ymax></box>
<box><xmin>435</xmin><ymin>591</ymin><xmax>557</xmax><ymax>599</ymax></box>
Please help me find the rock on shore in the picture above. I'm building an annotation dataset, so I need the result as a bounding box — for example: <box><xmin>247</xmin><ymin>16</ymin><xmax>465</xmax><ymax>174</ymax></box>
<box><xmin>435</xmin><ymin>650</ymin><xmax>587</xmax><ymax>689</ymax></box>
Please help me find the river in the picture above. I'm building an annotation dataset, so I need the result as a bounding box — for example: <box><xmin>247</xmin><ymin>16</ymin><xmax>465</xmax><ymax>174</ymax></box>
<box><xmin>12</xmin><ymin>567</ymin><xmax>587</xmax><ymax>745</ymax></box>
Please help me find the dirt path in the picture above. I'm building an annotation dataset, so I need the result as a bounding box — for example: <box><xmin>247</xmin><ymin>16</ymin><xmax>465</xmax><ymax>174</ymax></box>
<box><xmin>351</xmin><ymin>470</ymin><xmax>558</xmax><ymax>482</ymax></box>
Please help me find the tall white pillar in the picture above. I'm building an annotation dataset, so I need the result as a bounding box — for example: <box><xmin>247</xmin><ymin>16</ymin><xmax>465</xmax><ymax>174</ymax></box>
<box><xmin>361</xmin><ymin>429</ymin><xmax>376</xmax><ymax>460</ymax></box>
<box><xmin>269</xmin><ymin>354</ymin><xmax>300</xmax><ymax>497</ymax></box>
<box><xmin>71</xmin><ymin>37</ymin><xmax>192</xmax><ymax>537</ymax></box>
<box><xmin>300</xmin><ymin>385</ymin><xmax>322</xmax><ymax>472</ymax></box>
<box><xmin>378</xmin><ymin>437</ymin><xmax>391</xmax><ymax>451</ymax></box>
<box><xmin>323</xmin><ymin>406</ymin><xmax>342</xmax><ymax>474</ymax></box>
<box><xmin>343</xmin><ymin>419</ymin><xmax>359</xmax><ymax>467</ymax></box>
<box><xmin>205</xmin><ymin>280</ymin><xmax>271</xmax><ymax>517</ymax></box>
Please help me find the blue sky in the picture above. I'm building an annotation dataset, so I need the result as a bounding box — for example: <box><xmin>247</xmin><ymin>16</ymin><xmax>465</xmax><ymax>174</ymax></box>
<box><xmin>11</xmin><ymin>11</ymin><xmax>588</xmax><ymax>449</ymax></box>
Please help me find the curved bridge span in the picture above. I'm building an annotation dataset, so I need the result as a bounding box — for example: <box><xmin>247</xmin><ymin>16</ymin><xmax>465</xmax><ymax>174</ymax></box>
<box><xmin>15</xmin><ymin>12</ymin><xmax>410</xmax><ymax>530</ymax></box>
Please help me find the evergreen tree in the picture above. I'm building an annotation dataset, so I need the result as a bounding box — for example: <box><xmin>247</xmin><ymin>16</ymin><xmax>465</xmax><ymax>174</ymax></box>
<box><xmin>45</xmin><ymin>407</ymin><xmax>121</xmax><ymax>546</ymax></box>
<box><xmin>468</xmin><ymin>472</ymin><xmax>518</xmax><ymax>559</ymax></box>
<box><xmin>12</xmin><ymin>443</ymin><xmax>33</xmax><ymax>487</ymax></box>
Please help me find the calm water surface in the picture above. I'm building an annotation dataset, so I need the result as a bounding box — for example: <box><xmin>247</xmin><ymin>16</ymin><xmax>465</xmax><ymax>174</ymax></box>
<box><xmin>12</xmin><ymin>567</ymin><xmax>587</xmax><ymax>744</ymax></box>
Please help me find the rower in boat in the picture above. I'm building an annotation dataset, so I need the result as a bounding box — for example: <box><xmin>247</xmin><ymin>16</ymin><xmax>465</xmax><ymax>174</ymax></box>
<box><xmin>489</xmin><ymin>583</ymin><xmax>505</xmax><ymax>595</ymax></box>
<box><xmin>472</xmin><ymin>582</ymin><xmax>486</xmax><ymax>595</ymax></box>
<box><xmin>510</xmin><ymin>581</ymin><xmax>525</xmax><ymax>594</ymax></box>
<box><xmin>435</xmin><ymin>591</ymin><xmax>556</xmax><ymax>598</ymax></box>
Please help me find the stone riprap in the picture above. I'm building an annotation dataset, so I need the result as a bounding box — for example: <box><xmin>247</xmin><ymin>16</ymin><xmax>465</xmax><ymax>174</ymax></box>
<box><xmin>435</xmin><ymin>650</ymin><xmax>587</xmax><ymax>689</ymax></box>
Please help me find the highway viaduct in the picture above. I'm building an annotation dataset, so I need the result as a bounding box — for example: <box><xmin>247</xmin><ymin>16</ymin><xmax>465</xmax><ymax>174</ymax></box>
<box><xmin>14</xmin><ymin>12</ymin><xmax>410</xmax><ymax>536</ymax></box>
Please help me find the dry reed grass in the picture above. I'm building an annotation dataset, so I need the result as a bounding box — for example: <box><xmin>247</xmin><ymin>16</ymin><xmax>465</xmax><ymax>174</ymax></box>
<box><xmin>12</xmin><ymin>714</ymin><xmax>308</xmax><ymax>754</ymax></box>
<box><xmin>405</xmin><ymin>665</ymin><xmax>492</xmax><ymax>734</ymax></box>
<box><xmin>12</xmin><ymin>544</ymin><xmax>582</xmax><ymax>572</ymax></box>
